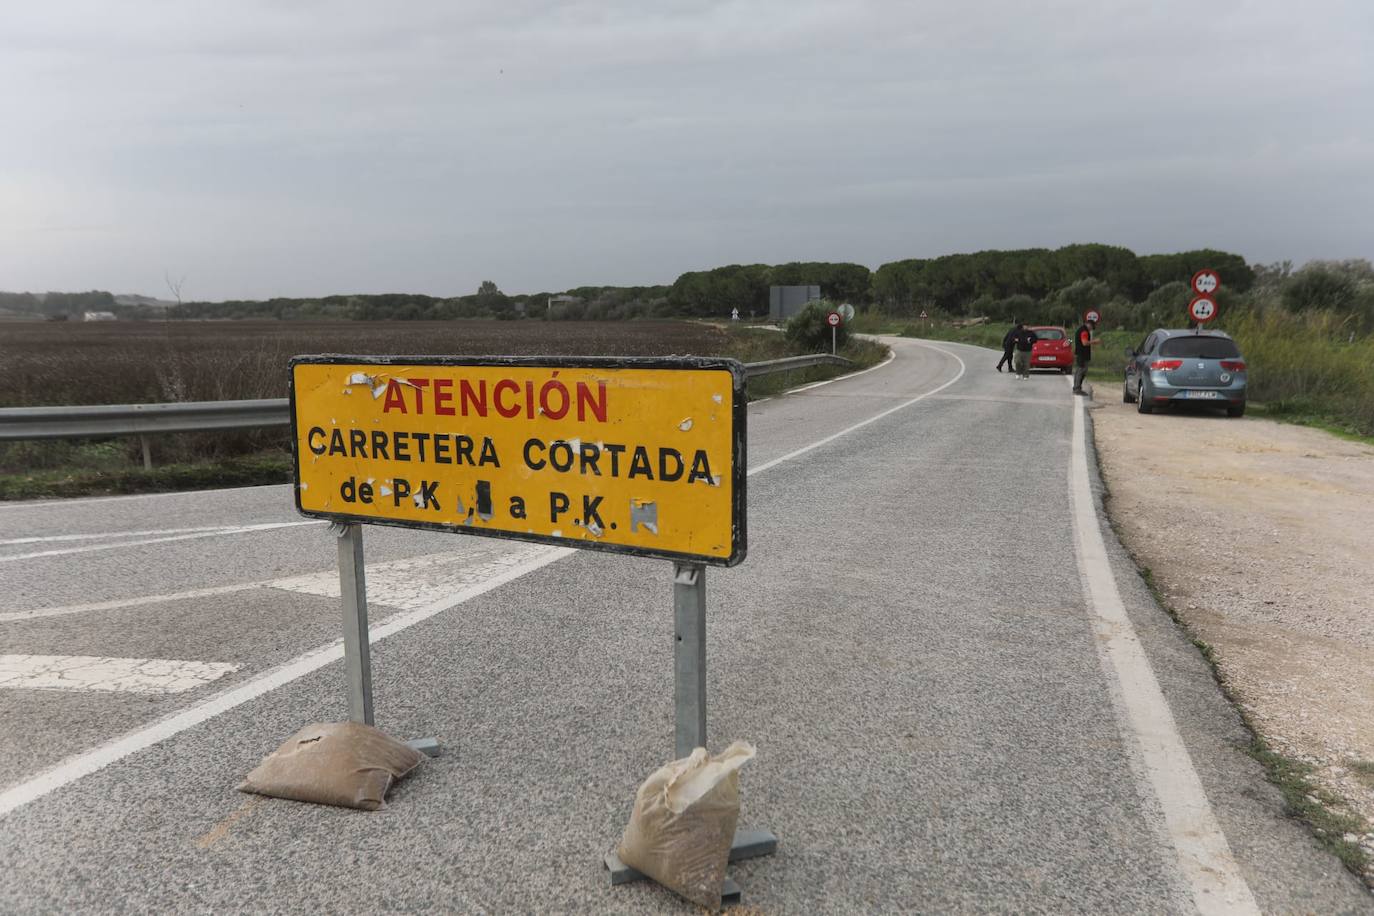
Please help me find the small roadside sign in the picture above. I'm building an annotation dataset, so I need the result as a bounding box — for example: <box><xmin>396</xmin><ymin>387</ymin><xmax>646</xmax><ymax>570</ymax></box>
<box><xmin>919</xmin><ymin>310</ymin><xmax>928</xmax><ymax>320</ymax></box>
<box><xmin>1191</xmin><ymin>269</ymin><xmax>1221</xmax><ymax>296</ymax></box>
<box><xmin>825</xmin><ymin>311</ymin><xmax>841</xmax><ymax>327</ymax></box>
<box><xmin>1084</xmin><ymin>309</ymin><xmax>1101</xmax><ymax>324</ymax></box>
<box><xmin>838</xmin><ymin>303</ymin><xmax>855</xmax><ymax>321</ymax></box>
<box><xmin>1189</xmin><ymin>297</ymin><xmax>1218</xmax><ymax>324</ymax></box>
<box><xmin>290</xmin><ymin>356</ymin><xmax>747</xmax><ymax>566</ymax></box>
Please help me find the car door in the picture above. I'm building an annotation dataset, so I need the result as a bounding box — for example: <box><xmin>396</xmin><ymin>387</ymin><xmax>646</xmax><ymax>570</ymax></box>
<box><xmin>1127</xmin><ymin>333</ymin><xmax>1156</xmax><ymax>386</ymax></box>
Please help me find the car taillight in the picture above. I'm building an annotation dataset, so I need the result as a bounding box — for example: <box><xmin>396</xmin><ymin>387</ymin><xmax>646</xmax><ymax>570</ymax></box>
<box><xmin>1220</xmin><ymin>360</ymin><xmax>1246</xmax><ymax>371</ymax></box>
<box><xmin>1150</xmin><ymin>359</ymin><xmax>1183</xmax><ymax>370</ymax></box>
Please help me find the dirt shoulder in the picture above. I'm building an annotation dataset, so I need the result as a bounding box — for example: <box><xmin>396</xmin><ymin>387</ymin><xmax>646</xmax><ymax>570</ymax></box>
<box><xmin>1090</xmin><ymin>395</ymin><xmax>1374</xmax><ymax>870</ymax></box>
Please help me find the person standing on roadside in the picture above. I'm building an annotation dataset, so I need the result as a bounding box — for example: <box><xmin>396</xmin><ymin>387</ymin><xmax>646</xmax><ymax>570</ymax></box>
<box><xmin>1071</xmin><ymin>317</ymin><xmax>1101</xmax><ymax>394</ymax></box>
<box><xmin>996</xmin><ymin>320</ymin><xmax>1017</xmax><ymax>373</ymax></box>
<box><xmin>1011</xmin><ymin>323</ymin><xmax>1037</xmax><ymax>379</ymax></box>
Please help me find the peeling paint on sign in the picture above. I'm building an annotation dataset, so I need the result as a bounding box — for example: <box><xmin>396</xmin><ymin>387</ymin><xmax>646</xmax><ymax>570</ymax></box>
<box><xmin>290</xmin><ymin>356</ymin><xmax>746</xmax><ymax>566</ymax></box>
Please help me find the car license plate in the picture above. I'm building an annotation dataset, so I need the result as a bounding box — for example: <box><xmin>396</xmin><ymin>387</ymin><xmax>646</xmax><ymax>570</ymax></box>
<box><xmin>1183</xmin><ymin>390</ymin><xmax>1219</xmax><ymax>399</ymax></box>
<box><xmin>1038</xmin><ymin>356</ymin><xmax>1055</xmax><ymax>362</ymax></box>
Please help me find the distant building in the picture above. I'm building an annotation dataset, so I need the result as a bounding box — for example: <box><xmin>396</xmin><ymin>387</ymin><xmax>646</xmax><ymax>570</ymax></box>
<box><xmin>769</xmin><ymin>285</ymin><xmax>821</xmax><ymax>321</ymax></box>
<box><xmin>82</xmin><ymin>311</ymin><xmax>117</xmax><ymax>322</ymax></box>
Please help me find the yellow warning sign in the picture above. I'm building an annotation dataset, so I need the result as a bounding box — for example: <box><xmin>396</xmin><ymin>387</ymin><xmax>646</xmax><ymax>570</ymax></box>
<box><xmin>289</xmin><ymin>356</ymin><xmax>746</xmax><ymax>565</ymax></box>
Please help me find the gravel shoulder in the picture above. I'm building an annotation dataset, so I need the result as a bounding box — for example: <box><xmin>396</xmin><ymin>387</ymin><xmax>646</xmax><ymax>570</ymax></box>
<box><xmin>1091</xmin><ymin>394</ymin><xmax>1374</xmax><ymax>872</ymax></box>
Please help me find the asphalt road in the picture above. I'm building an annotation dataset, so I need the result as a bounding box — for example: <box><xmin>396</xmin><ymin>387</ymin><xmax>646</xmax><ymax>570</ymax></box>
<box><xmin>0</xmin><ymin>338</ymin><xmax>1368</xmax><ymax>913</ymax></box>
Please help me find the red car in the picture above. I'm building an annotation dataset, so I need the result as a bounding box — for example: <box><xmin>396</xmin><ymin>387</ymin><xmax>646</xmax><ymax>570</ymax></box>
<box><xmin>1028</xmin><ymin>326</ymin><xmax>1073</xmax><ymax>372</ymax></box>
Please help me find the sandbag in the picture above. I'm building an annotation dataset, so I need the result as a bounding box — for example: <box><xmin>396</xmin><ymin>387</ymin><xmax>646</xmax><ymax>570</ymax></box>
<box><xmin>617</xmin><ymin>741</ymin><xmax>755</xmax><ymax>909</ymax></box>
<box><xmin>238</xmin><ymin>721</ymin><xmax>423</xmax><ymax>811</ymax></box>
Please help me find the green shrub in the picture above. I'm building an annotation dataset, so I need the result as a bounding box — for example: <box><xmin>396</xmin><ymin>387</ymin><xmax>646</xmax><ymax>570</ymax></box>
<box><xmin>785</xmin><ymin>300</ymin><xmax>849</xmax><ymax>352</ymax></box>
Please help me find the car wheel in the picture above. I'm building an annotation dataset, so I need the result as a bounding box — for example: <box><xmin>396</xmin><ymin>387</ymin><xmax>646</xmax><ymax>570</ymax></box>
<box><xmin>1136</xmin><ymin>380</ymin><xmax>1152</xmax><ymax>414</ymax></box>
<box><xmin>1227</xmin><ymin>402</ymin><xmax>1246</xmax><ymax>418</ymax></box>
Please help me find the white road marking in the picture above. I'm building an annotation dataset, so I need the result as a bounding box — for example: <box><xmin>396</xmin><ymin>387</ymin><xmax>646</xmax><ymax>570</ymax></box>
<box><xmin>0</xmin><ymin>482</ymin><xmax>289</xmax><ymax>510</ymax></box>
<box><xmin>0</xmin><ymin>521</ymin><xmax>323</xmax><ymax>562</ymax></box>
<box><xmin>0</xmin><ymin>584</ymin><xmax>264</xmax><ymax>624</ymax></box>
<box><xmin>0</xmin><ymin>343</ymin><xmax>970</xmax><ymax>818</ymax></box>
<box><xmin>2</xmin><ymin>547</ymin><xmax>557</xmax><ymax>622</ymax></box>
<box><xmin>0</xmin><ymin>526</ymin><xmax>232</xmax><ymax>546</ymax></box>
<box><xmin>268</xmin><ymin>544</ymin><xmax>552</xmax><ymax>610</ymax></box>
<box><xmin>0</xmin><ymin>655</ymin><xmax>239</xmax><ymax>694</ymax></box>
<box><xmin>785</xmin><ymin>346</ymin><xmax>897</xmax><ymax>393</ymax></box>
<box><xmin>0</xmin><ymin>545</ymin><xmax>573</xmax><ymax>817</ymax></box>
<box><xmin>1069</xmin><ymin>389</ymin><xmax>1259</xmax><ymax>914</ymax></box>
<box><xmin>750</xmin><ymin>341</ymin><xmax>965</xmax><ymax>476</ymax></box>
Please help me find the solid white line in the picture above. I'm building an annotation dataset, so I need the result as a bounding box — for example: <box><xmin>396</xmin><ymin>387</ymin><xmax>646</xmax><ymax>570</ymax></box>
<box><xmin>0</xmin><ymin>583</ymin><xmax>263</xmax><ymax>623</ymax></box>
<box><xmin>0</xmin><ymin>343</ymin><xmax>963</xmax><ymax>817</ymax></box>
<box><xmin>784</xmin><ymin>346</ymin><xmax>897</xmax><ymax>394</ymax></box>
<box><xmin>1069</xmin><ymin>392</ymin><xmax>1259</xmax><ymax>914</ymax></box>
<box><xmin>0</xmin><ymin>521</ymin><xmax>323</xmax><ymax>562</ymax></box>
<box><xmin>0</xmin><ymin>545</ymin><xmax>575</xmax><ymax>817</ymax></box>
<box><xmin>0</xmin><ymin>482</ymin><xmax>290</xmax><ymax>510</ymax></box>
<box><xmin>749</xmin><ymin>341</ymin><xmax>965</xmax><ymax>476</ymax></box>
<box><xmin>0</xmin><ymin>526</ymin><xmax>233</xmax><ymax>546</ymax></box>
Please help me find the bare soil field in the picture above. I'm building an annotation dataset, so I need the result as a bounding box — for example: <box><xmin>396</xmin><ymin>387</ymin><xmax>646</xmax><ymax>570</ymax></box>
<box><xmin>1092</xmin><ymin>397</ymin><xmax>1374</xmax><ymax>869</ymax></box>
<box><xmin>0</xmin><ymin>319</ymin><xmax>735</xmax><ymax>407</ymax></box>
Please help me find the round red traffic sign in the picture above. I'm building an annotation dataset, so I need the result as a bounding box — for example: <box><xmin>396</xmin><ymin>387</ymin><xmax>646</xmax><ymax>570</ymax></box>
<box><xmin>826</xmin><ymin>311</ymin><xmax>842</xmax><ymax>327</ymax></box>
<box><xmin>1191</xmin><ymin>269</ymin><xmax>1221</xmax><ymax>296</ymax></box>
<box><xmin>1189</xmin><ymin>296</ymin><xmax>1218</xmax><ymax>323</ymax></box>
<box><xmin>1084</xmin><ymin>309</ymin><xmax>1101</xmax><ymax>324</ymax></box>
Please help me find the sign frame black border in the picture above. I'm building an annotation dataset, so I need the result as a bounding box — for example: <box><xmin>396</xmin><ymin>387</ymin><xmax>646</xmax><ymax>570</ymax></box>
<box><xmin>288</xmin><ymin>354</ymin><xmax>748</xmax><ymax>567</ymax></box>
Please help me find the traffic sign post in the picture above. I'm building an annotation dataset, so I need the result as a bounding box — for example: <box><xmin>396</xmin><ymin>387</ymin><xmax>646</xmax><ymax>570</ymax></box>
<box><xmin>288</xmin><ymin>354</ymin><xmax>774</xmax><ymax>899</ymax></box>
<box><xmin>826</xmin><ymin>310</ymin><xmax>842</xmax><ymax>354</ymax></box>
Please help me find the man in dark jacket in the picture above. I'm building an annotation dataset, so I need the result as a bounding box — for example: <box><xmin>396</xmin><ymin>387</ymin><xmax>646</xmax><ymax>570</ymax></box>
<box><xmin>1011</xmin><ymin>323</ymin><xmax>1037</xmax><ymax>379</ymax></box>
<box><xmin>1071</xmin><ymin>317</ymin><xmax>1100</xmax><ymax>394</ymax></box>
<box><xmin>996</xmin><ymin>321</ymin><xmax>1017</xmax><ymax>372</ymax></box>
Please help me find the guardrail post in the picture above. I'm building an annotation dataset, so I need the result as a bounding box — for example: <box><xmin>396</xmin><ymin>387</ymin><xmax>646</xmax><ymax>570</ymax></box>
<box><xmin>139</xmin><ymin>435</ymin><xmax>153</xmax><ymax>470</ymax></box>
<box><xmin>673</xmin><ymin>561</ymin><xmax>707</xmax><ymax>758</ymax></box>
<box><xmin>335</xmin><ymin>522</ymin><xmax>374</xmax><ymax>725</ymax></box>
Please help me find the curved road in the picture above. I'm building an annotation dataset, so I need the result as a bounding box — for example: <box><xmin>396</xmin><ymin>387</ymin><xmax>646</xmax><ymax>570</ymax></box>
<box><xmin>0</xmin><ymin>338</ymin><xmax>1366</xmax><ymax>913</ymax></box>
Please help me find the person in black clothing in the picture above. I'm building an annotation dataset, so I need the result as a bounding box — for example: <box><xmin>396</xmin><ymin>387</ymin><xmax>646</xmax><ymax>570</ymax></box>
<box><xmin>1011</xmin><ymin>323</ymin><xmax>1037</xmax><ymax>379</ymax></box>
<box><xmin>996</xmin><ymin>321</ymin><xmax>1017</xmax><ymax>372</ymax></box>
<box><xmin>1071</xmin><ymin>318</ymin><xmax>1100</xmax><ymax>394</ymax></box>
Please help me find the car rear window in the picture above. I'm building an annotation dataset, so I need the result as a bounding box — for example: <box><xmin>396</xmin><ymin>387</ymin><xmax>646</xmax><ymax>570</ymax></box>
<box><xmin>1032</xmin><ymin>328</ymin><xmax>1064</xmax><ymax>340</ymax></box>
<box><xmin>1159</xmin><ymin>336</ymin><xmax>1240</xmax><ymax>359</ymax></box>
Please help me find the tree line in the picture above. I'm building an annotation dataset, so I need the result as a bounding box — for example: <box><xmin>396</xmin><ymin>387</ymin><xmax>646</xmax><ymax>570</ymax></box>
<box><xmin>4</xmin><ymin>246</ymin><xmax>1370</xmax><ymax>330</ymax></box>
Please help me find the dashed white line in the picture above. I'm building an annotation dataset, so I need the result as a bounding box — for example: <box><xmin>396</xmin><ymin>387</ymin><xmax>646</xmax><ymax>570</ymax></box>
<box><xmin>1069</xmin><ymin>388</ymin><xmax>1259</xmax><ymax>915</ymax></box>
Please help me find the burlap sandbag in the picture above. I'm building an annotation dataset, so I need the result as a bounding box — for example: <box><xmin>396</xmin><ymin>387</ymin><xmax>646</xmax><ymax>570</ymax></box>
<box><xmin>617</xmin><ymin>741</ymin><xmax>755</xmax><ymax>909</ymax></box>
<box><xmin>238</xmin><ymin>721</ymin><xmax>423</xmax><ymax>811</ymax></box>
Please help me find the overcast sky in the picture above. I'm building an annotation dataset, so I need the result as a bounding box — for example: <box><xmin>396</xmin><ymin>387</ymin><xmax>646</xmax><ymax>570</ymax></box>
<box><xmin>2</xmin><ymin>0</ymin><xmax>1371</xmax><ymax>300</ymax></box>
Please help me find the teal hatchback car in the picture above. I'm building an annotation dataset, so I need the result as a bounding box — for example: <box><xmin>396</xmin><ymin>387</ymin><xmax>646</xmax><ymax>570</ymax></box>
<box><xmin>1122</xmin><ymin>329</ymin><xmax>1247</xmax><ymax>417</ymax></box>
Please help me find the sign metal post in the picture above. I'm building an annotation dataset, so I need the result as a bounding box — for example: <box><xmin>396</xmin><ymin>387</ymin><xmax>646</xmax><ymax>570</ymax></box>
<box><xmin>673</xmin><ymin>562</ymin><xmax>707</xmax><ymax>757</ymax></box>
<box><xmin>335</xmin><ymin>522</ymin><xmax>374</xmax><ymax>726</ymax></box>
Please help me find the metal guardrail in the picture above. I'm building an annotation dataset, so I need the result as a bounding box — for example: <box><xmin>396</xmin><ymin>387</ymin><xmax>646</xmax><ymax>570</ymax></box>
<box><xmin>742</xmin><ymin>353</ymin><xmax>852</xmax><ymax>378</ymax></box>
<box><xmin>0</xmin><ymin>353</ymin><xmax>855</xmax><ymax>454</ymax></box>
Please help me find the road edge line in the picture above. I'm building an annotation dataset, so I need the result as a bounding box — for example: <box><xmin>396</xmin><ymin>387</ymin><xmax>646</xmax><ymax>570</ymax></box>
<box><xmin>749</xmin><ymin>340</ymin><xmax>965</xmax><ymax>476</ymax></box>
<box><xmin>1069</xmin><ymin>389</ymin><xmax>1260</xmax><ymax>915</ymax></box>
